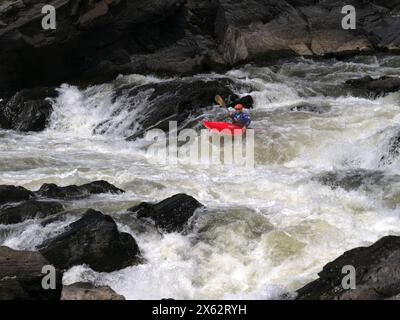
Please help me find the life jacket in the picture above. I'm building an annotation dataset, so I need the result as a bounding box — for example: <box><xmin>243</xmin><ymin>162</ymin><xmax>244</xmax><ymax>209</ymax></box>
<box><xmin>230</xmin><ymin>111</ymin><xmax>251</xmax><ymax>127</ymax></box>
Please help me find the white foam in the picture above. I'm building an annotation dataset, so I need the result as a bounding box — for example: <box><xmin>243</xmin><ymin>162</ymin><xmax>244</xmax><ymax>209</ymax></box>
<box><xmin>2</xmin><ymin>55</ymin><xmax>400</xmax><ymax>299</ymax></box>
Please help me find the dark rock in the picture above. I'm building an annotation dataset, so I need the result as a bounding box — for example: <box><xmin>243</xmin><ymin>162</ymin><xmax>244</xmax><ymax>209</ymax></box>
<box><xmin>0</xmin><ymin>0</ymin><xmax>189</xmax><ymax>95</ymax></box>
<box><xmin>346</xmin><ymin>76</ymin><xmax>400</xmax><ymax>96</ymax></box>
<box><xmin>183</xmin><ymin>0</ymin><xmax>219</xmax><ymax>36</ymax></box>
<box><xmin>0</xmin><ymin>185</ymin><xmax>35</xmax><ymax>205</ymax></box>
<box><xmin>115</xmin><ymin>78</ymin><xmax>239</xmax><ymax>140</ymax></box>
<box><xmin>288</xmin><ymin>103</ymin><xmax>331</xmax><ymax>114</ymax></box>
<box><xmin>61</xmin><ymin>282</ymin><xmax>125</xmax><ymax>300</ymax></box>
<box><xmin>0</xmin><ymin>200</ymin><xmax>64</xmax><ymax>225</ymax></box>
<box><xmin>0</xmin><ymin>87</ymin><xmax>56</xmax><ymax>131</ymax></box>
<box><xmin>40</xmin><ymin>212</ymin><xmax>71</xmax><ymax>227</ymax></box>
<box><xmin>380</xmin><ymin>130</ymin><xmax>400</xmax><ymax>166</ymax></box>
<box><xmin>314</xmin><ymin>169</ymin><xmax>395</xmax><ymax>192</ymax></box>
<box><xmin>35</xmin><ymin>180</ymin><xmax>124</xmax><ymax>200</ymax></box>
<box><xmin>0</xmin><ymin>246</ymin><xmax>62</xmax><ymax>300</ymax></box>
<box><xmin>2</xmin><ymin>1</ymin><xmax>400</xmax><ymax>96</ymax></box>
<box><xmin>38</xmin><ymin>209</ymin><xmax>141</xmax><ymax>272</ymax></box>
<box><xmin>226</xmin><ymin>94</ymin><xmax>254</xmax><ymax>109</ymax></box>
<box><xmin>296</xmin><ymin>236</ymin><xmax>400</xmax><ymax>300</ymax></box>
<box><xmin>128</xmin><ymin>194</ymin><xmax>204</xmax><ymax>233</ymax></box>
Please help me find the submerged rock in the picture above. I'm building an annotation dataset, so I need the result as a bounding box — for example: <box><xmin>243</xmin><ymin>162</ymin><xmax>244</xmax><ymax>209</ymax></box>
<box><xmin>0</xmin><ymin>200</ymin><xmax>64</xmax><ymax>225</ymax></box>
<box><xmin>313</xmin><ymin>169</ymin><xmax>400</xmax><ymax>192</ymax></box>
<box><xmin>61</xmin><ymin>282</ymin><xmax>125</xmax><ymax>300</ymax></box>
<box><xmin>0</xmin><ymin>246</ymin><xmax>62</xmax><ymax>300</ymax></box>
<box><xmin>35</xmin><ymin>180</ymin><xmax>124</xmax><ymax>200</ymax></box>
<box><xmin>128</xmin><ymin>193</ymin><xmax>204</xmax><ymax>233</ymax></box>
<box><xmin>296</xmin><ymin>236</ymin><xmax>400</xmax><ymax>300</ymax></box>
<box><xmin>38</xmin><ymin>209</ymin><xmax>141</xmax><ymax>272</ymax></box>
<box><xmin>0</xmin><ymin>185</ymin><xmax>35</xmax><ymax>205</ymax></box>
<box><xmin>380</xmin><ymin>130</ymin><xmax>400</xmax><ymax>166</ymax></box>
<box><xmin>346</xmin><ymin>76</ymin><xmax>400</xmax><ymax>96</ymax></box>
<box><xmin>0</xmin><ymin>87</ymin><xmax>56</xmax><ymax>131</ymax></box>
<box><xmin>288</xmin><ymin>103</ymin><xmax>331</xmax><ymax>114</ymax></box>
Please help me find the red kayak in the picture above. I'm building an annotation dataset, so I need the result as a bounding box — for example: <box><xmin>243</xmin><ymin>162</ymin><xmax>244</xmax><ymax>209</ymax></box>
<box><xmin>203</xmin><ymin>121</ymin><xmax>245</xmax><ymax>136</ymax></box>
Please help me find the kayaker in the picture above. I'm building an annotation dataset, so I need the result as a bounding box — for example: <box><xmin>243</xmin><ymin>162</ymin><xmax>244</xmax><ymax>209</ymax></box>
<box><xmin>227</xmin><ymin>104</ymin><xmax>251</xmax><ymax>128</ymax></box>
<box><xmin>226</xmin><ymin>95</ymin><xmax>254</xmax><ymax>110</ymax></box>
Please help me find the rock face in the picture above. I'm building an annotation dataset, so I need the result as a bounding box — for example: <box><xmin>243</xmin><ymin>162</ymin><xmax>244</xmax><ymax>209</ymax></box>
<box><xmin>0</xmin><ymin>185</ymin><xmax>35</xmax><ymax>205</ymax></box>
<box><xmin>0</xmin><ymin>200</ymin><xmax>64</xmax><ymax>225</ymax></box>
<box><xmin>128</xmin><ymin>193</ymin><xmax>204</xmax><ymax>233</ymax></box>
<box><xmin>35</xmin><ymin>180</ymin><xmax>124</xmax><ymax>200</ymax></box>
<box><xmin>38</xmin><ymin>209</ymin><xmax>141</xmax><ymax>272</ymax></box>
<box><xmin>0</xmin><ymin>246</ymin><xmax>62</xmax><ymax>300</ymax></box>
<box><xmin>296</xmin><ymin>236</ymin><xmax>400</xmax><ymax>300</ymax></box>
<box><xmin>61</xmin><ymin>282</ymin><xmax>125</xmax><ymax>300</ymax></box>
<box><xmin>1</xmin><ymin>0</ymin><xmax>399</xmax><ymax>96</ymax></box>
<box><xmin>117</xmin><ymin>78</ymin><xmax>239</xmax><ymax>140</ymax></box>
<box><xmin>0</xmin><ymin>87</ymin><xmax>56</xmax><ymax>131</ymax></box>
<box><xmin>346</xmin><ymin>76</ymin><xmax>400</xmax><ymax>96</ymax></box>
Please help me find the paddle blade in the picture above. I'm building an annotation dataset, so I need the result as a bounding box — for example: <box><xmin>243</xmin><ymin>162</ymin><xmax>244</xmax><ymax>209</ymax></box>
<box><xmin>215</xmin><ymin>95</ymin><xmax>226</xmax><ymax>107</ymax></box>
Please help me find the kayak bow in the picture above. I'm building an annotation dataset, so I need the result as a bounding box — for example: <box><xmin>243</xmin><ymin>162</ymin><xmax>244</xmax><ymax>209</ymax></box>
<box><xmin>202</xmin><ymin>121</ymin><xmax>245</xmax><ymax>136</ymax></box>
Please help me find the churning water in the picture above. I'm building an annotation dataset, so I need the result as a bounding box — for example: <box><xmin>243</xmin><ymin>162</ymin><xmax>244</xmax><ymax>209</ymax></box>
<box><xmin>1</xmin><ymin>55</ymin><xmax>400</xmax><ymax>299</ymax></box>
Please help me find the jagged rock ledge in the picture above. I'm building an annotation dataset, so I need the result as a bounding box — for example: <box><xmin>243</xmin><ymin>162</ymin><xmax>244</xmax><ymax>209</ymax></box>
<box><xmin>296</xmin><ymin>236</ymin><xmax>400</xmax><ymax>300</ymax></box>
<box><xmin>61</xmin><ymin>282</ymin><xmax>125</xmax><ymax>300</ymax></box>
<box><xmin>0</xmin><ymin>186</ymin><xmax>205</xmax><ymax>299</ymax></box>
<box><xmin>346</xmin><ymin>76</ymin><xmax>400</xmax><ymax>97</ymax></box>
<box><xmin>0</xmin><ymin>181</ymin><xmax>125</xmax><ymax>225</ymax></box>
<box><xmin>1</xmin><ymin>0</ymin><xmax>400</xmax><ymax>96</ymax></box>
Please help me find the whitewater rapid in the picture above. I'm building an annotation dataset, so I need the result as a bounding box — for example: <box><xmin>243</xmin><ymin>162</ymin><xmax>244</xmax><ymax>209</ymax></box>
<box><xmin>1</xmin><ymin>55</ymin><xmax>400</xmax><ymax>299</ymax></box>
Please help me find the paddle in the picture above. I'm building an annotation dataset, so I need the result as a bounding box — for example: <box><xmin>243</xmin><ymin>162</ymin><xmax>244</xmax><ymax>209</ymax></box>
<box><xmin>215</xmin><ymin>95</ymin><xmax>226</xmax><ymax>107</ymax></box>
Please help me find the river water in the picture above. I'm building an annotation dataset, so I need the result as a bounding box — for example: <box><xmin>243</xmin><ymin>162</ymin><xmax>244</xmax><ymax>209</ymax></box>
<box><xmin>1</xmin><ymin>55</ymin><xmax>400</xmax><ymax>299</ymax></box>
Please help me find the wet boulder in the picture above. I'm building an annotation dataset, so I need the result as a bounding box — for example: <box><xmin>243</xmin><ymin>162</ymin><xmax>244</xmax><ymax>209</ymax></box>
<box><xmin>0</xmin><ymin>185</ymin><xmax>35</xmax><ymax>205</ymax></box>
<box><xmin>35</xmin><ymin>180</ymin><xmax>124</xmax><ymax>200</ymax></box>
<box><xmin>296</xmin><ymin>236</ymin><xmax>400</xmax><ymax>300</ymax></box>
<box><xmin>288</xmin><ymin>103</ymin><xmax>331</xmax><ymax>114</ymax></box>
<box><xmin>0</xmin><ymin>200</ymin><xmax>64</xmax><ymax>225</ymax></box>
<box><xmin>114</xmin><ymin>78</ymin><xmax>240</xmax><ymax>140</ymax></box>
<box><xmin>313</xmin><ymin>169</ymin><xmax>399</xmax><ymax>192</ymax></box>
<box><xmin>0</xmin><ymin>87</ymin><xmax>56</xmax><ymax>132</ymax></box>
<box><xmin>128</xmin><ymin>194</ymin><xmax>204</xmax><ymax>233</ymax></box>
<box><xmin>61</xmin><ymin>282</ymin><xmax>125</xmax><ymax>300</ymax></box>
<box><xmin>345</xmin><ymin>76</ymin><xmax>400</xmax><ymax>96</ymax></box>
<box><xmin>38</xmin><ymin>209</ymin><xmax>141</xmax><ymax>272</ymax></box>
<box><xmin>0</xmin><ymin>246</ymin><xmax>63</xmax><ymax>300</ymax></box>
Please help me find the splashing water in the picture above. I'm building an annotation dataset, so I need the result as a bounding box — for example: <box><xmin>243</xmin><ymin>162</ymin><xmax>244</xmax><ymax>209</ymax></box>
<box><xmin>1</xmin><ymin>55</ymin><xmax>400</xmax><ymax>299</ymax></box>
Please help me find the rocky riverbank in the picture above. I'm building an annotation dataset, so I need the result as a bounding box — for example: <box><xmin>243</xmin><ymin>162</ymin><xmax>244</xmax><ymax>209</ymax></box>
<box><xmin>2</xmin><ymin>178</ymin><xmax>400</xmax><ymax>300</ymax></box>
<box><xmin>0</xmin><ymin>181</ymin><xmax>204</xmax><ymax>299</ymax></box>
<box><xmin>296</xmin><ymin>236</ymin><xmax>400</xmax><ymax>300</ymax></box>
<box><xmin>1</xmin><ymin>0</ymin><xmax>400</xmax><ymax>96</ymax></box>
